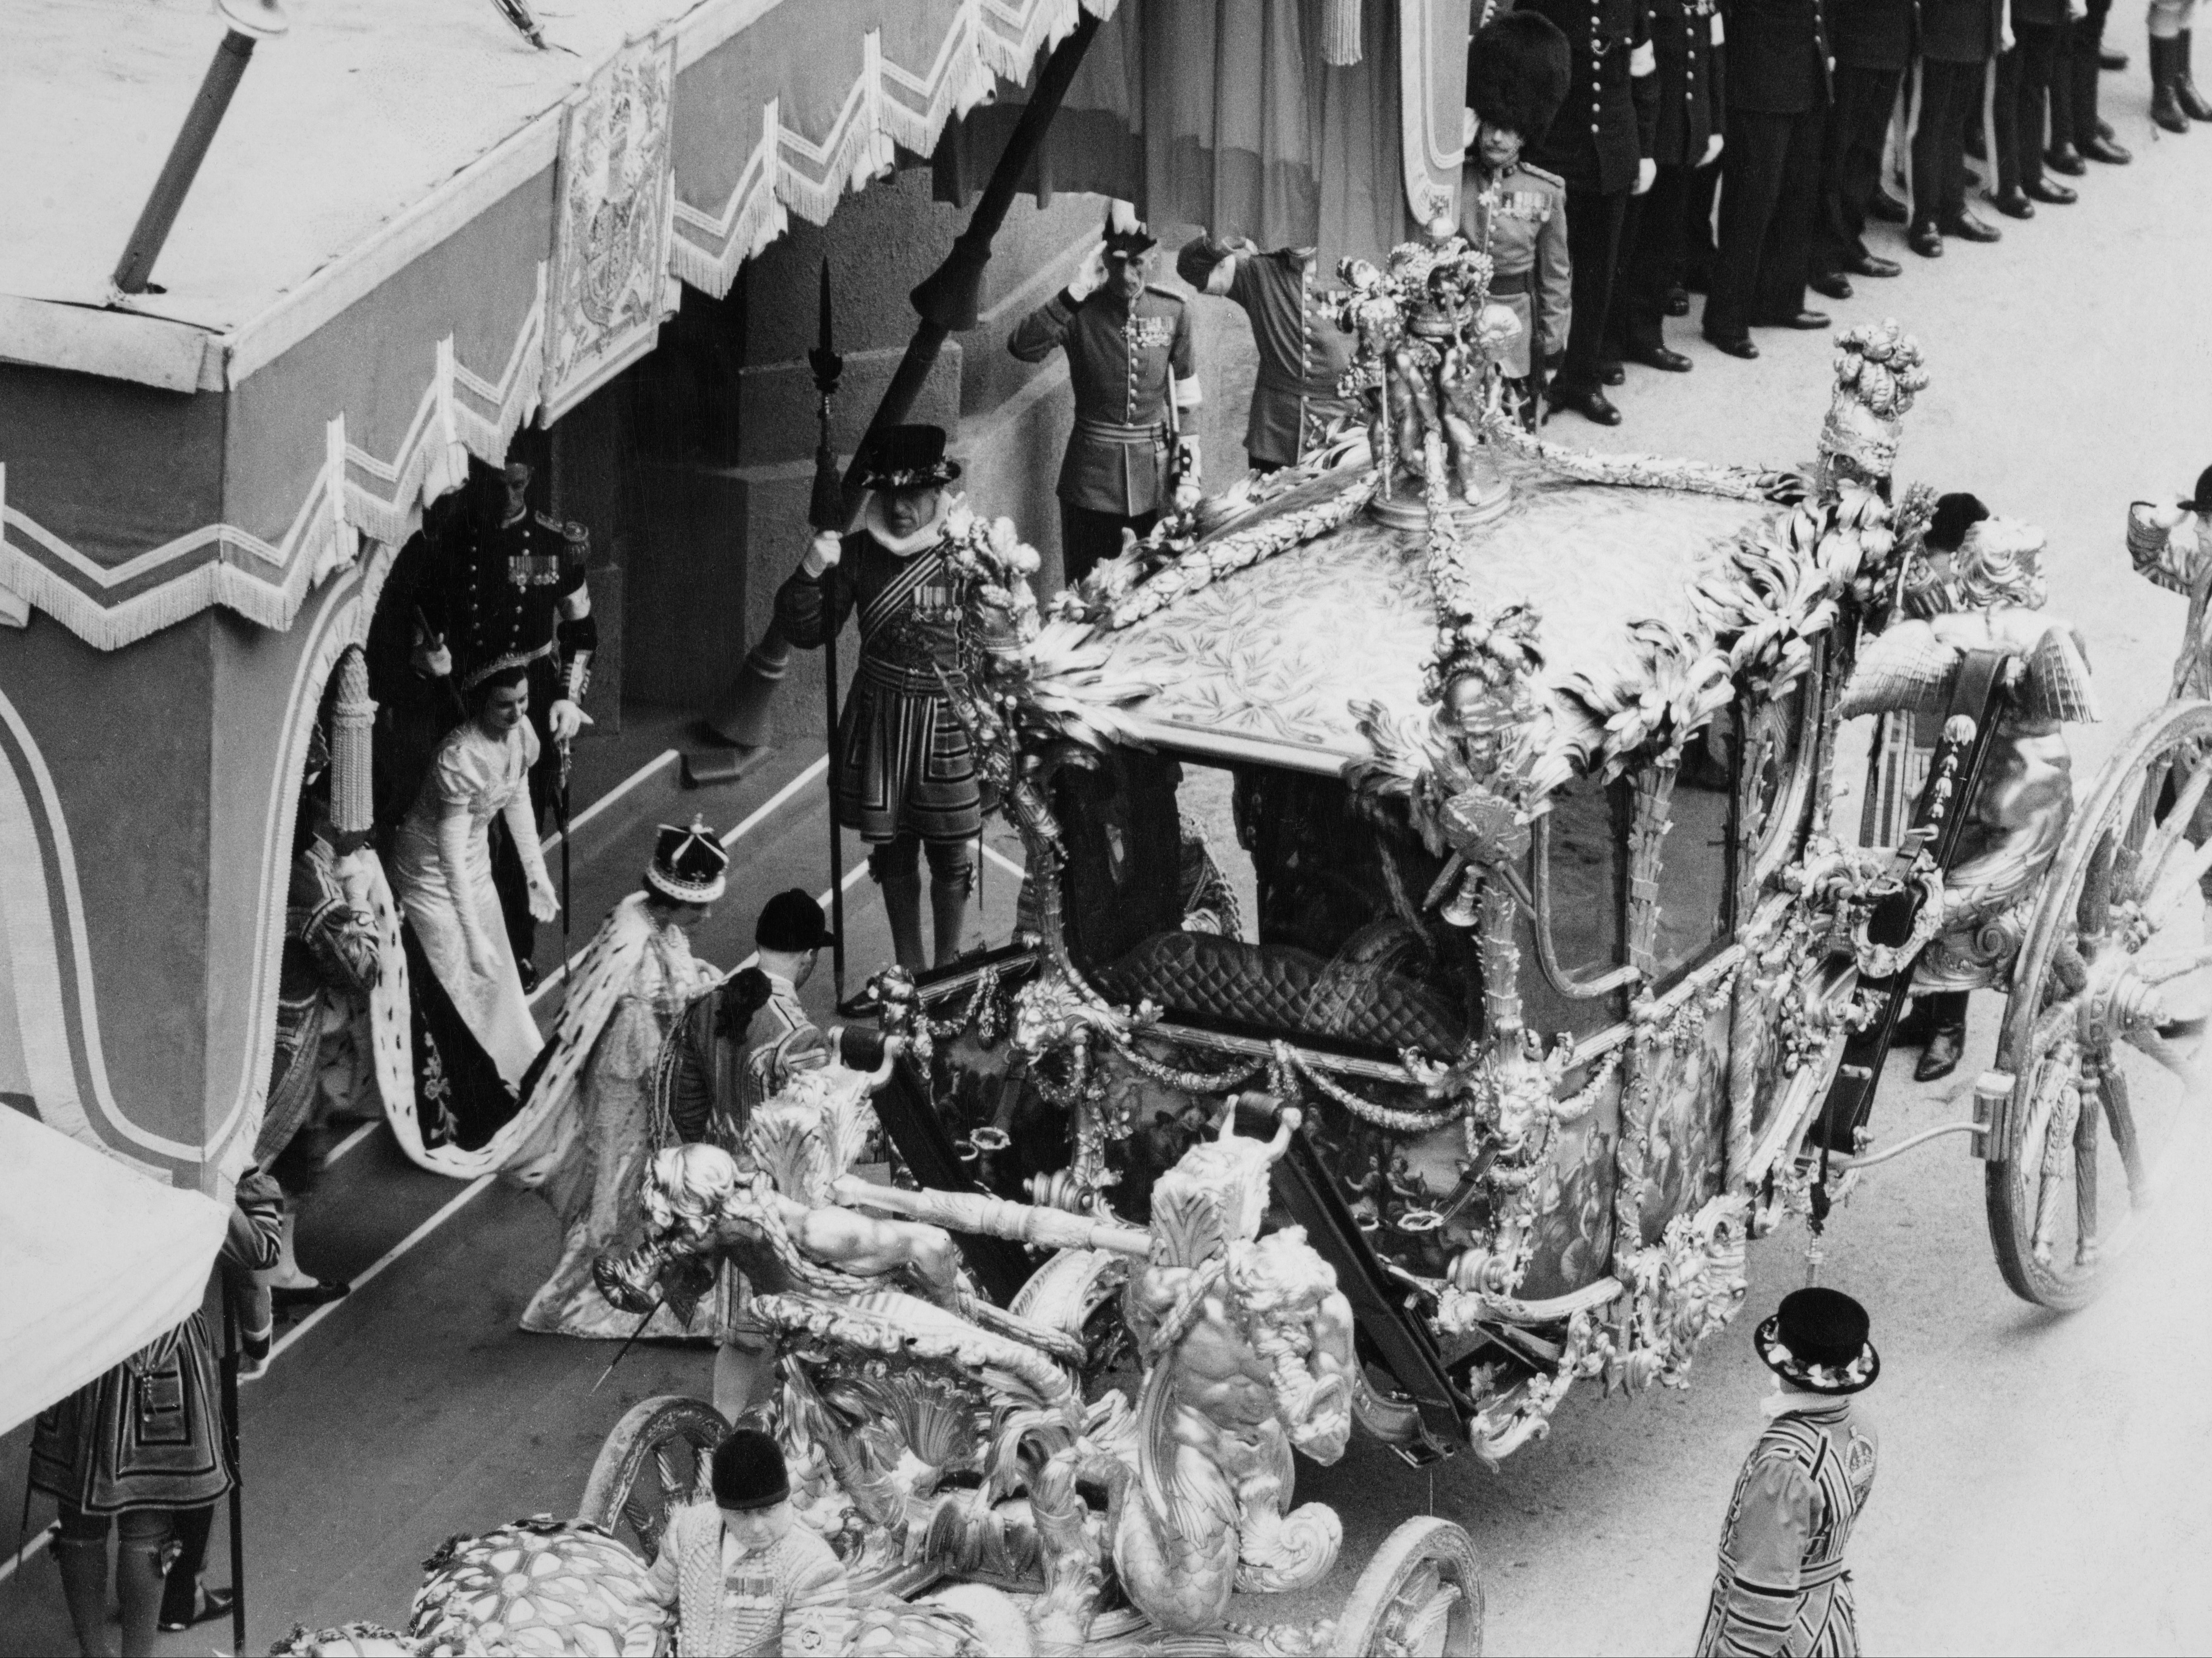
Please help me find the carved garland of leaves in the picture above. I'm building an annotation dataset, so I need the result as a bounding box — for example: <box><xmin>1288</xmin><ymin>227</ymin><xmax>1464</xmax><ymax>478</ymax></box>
<box><xmin>932</xmin><ymin>501</ymin><xmax>1158</xmax><ymax>798</ymax></box>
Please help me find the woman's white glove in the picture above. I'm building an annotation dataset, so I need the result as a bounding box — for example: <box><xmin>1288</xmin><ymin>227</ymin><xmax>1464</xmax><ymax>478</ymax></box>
<box><xmin>1634</xmin><ymin>157</ymin><xmax>1658</xmax><ymax>195</ymax></box>
<box><xmin>801</xmin><ymin>532</ymin><xmax>843</xmax><ymax>577</ymax></box>
<box><xmin>526</xmin><ymin>874</ymin><xmax>560</xmax><ymax>924</ymax></box>
<box><xmin>1700</xmin><ymin>132</ymin><xmax>1725</xmax><ymax>168</ymax></box>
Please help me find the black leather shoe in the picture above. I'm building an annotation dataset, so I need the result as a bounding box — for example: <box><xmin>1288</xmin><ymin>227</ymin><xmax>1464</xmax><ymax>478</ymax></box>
<box><xmin>2025</xmin><ymin>176</ymin><xmax>2078</xmax><ymax>204</ymax></box>
<box><xmin>1870</xmin><ymin>187</ymin><xmax>1910</xmax><ymax>223</ymax></box>
<box><xmin>1754</xmin><ymin>308</ymin><xmax>1831</xmax><ymax>329</ymax></box>
<box><xmin>1843</xmin><ymin>251</ymin><xmax>1903</xmax><ymax>278</ymax></box>
<box><xmin>1989</xmin><ymin>187</ymin><xmax>2036</xmax><ymax>219</ymax></box>
<box><xmin>2044</xmin><ymin>142</ymin><xmax>2087</xmax><ymax>175</ymax></box>
<box><xmin>1548</xmin><ymin>384</ymin><xmax>1622</xmax><ymax>425</ymax></box>
<box><xmin>1915</xmin><ymin>1025</ymin><xmax>1967</xmax><ymax>1082</ymax></box>
<box><xmin>2100</xmin><ymin>43</ymin><xmax>2128</xmax><ymax>69</ymax></box>
<box><xmin>1809</xmin><ymin>270</ymin><xmax>1854</xmax><ymax>301</ymax></box>
<box><xmin>1598</xmin><ymin>360</ymin><xmax>1626</xmax><ymax>386</ymax></box>
<box><xmin>1908</xmin><ymin>222</ymin><xmax>1945</xmax><ymax>257</ymax></box>
<box><xmin>1664</xmin><ymin>285</ymin><xmax>1690</xmax><ymax>316</ymax></box>
<box><xmin>1703</xmin><ymin>331</ymin><xmax>1760</xmax><ymax>359</ymax></box>
<box><xmin>2097</xmin><ymin>116</ymin><xmax>2117</xmax><ymax>139</ymax></box>
<box><xmin>1627</xmin><ymin>343</ymin><xmax>1693</xmax><ymax>372</ymax></box>
<box><xmin>2083</xmin><ymin>130</ymin><xmax>2133</xmax><ymax>163</ymax></box>
<box><xmin>1943</xmin><ymin>210</ymin><xmax>2002</xmax><ymax>242</ymax></box>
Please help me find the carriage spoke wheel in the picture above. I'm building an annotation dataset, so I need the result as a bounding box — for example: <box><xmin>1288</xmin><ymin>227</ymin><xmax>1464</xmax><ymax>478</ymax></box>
<box><xmin>576</xmin><ymin>1396</ymin><xmax>729</xmax><ymax>1564</ymax></box>
<box><xmin>1333</xmin><ymin>1515</ymin><xmax>1485</xmax><ymax>1657</ymax></box>
<box><xmin>1988</xmin><ymin>702</ymin><xmax>2212</xmax><ymax>1310</ymax></box>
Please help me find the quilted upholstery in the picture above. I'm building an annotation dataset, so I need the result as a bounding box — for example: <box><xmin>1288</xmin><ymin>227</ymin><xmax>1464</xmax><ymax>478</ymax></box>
<box><xmin>1092</xmin><ymin>930</ymin><xmax>1468</xmax><ymax>1056</ymax></box>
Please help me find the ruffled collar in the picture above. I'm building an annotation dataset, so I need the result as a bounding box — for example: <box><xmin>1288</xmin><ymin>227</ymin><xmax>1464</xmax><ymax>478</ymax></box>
<box><xmin>863</xmin><ymin>493</ymin><xmax>951</xmax><ymax>556</ymax></box>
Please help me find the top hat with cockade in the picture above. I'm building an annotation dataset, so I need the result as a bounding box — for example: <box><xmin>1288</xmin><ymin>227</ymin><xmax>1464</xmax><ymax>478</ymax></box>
<box><xmin>644</xmin><ymin>817</ymin><xmax>727</xmax><ymax>905</ymax></box>
<box><xmin>1927</xmin><ymin>492</ymin><xmax>1990</xmax><ymax>553</ymax></box>
<box><xmin>858</xmin><ymin>424</ymin><xmax>962</xmax><ymax>492</ymax></box>
<box><xmin>1754</xmin><ymin>1286</ymin><xmax>1881</xmax><ymax>1395</ymax></box>
<box><xmin>756</xmin><ymin>888</ymin><xmax>836</xmax><ymax>953</ymax></box>
<box><xmin>1466</xmin><ymin>11</ymin><xmax>1571</xmax><ymax>149</ymax></box>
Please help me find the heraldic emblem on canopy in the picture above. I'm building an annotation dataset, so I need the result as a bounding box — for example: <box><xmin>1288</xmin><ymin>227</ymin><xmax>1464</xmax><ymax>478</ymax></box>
<box><xmin>542</xmin><ymin>31</ymin><xmax>679</xmax><ymax>421</ymax></box>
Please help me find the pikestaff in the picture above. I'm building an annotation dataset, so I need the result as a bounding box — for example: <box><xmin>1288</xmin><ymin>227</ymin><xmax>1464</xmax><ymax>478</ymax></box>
<box><xmin>806</xmin><ymin>259</ymin><xmax>849</xmax><ymax>1005</ymax></box>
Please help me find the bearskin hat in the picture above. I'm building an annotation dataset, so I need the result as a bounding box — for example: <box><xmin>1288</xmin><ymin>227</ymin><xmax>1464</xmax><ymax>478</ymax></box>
<box><xmin>1466</xmin><ymin>12</ymin><xmax>1572</xmax><ymax>148</ymax></box>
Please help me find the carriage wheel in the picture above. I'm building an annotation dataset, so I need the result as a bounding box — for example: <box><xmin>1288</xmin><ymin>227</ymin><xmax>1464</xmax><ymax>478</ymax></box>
<box><xmin>1333</xmin><ymin>1515</ymin><xmax>1485</xmax><ymax>1657</ymax></box>
<box><xmin>1987</xmin><ymin>701</ymin><xmax>2212</xmax><ymax>1309</ymax></box>
<box><xmin>576</xmin><ymin>1395</ymin><xmax>728</xmax><ymax>1564</ymax></box>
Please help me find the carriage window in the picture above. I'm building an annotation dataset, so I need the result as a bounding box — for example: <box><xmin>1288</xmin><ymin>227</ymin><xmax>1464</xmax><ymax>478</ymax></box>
<box><xmin>1054</xmin><ymin>751</ymin><xmax>1478</xmax><ymax>1058</ymax></box>
<box><xmin>1523</xmin><ymin>770</ymin><xmax>1633</xmax><ymax>1039</ymax></box>
<box><xmin>1651</xmin><ymin>708</ymin><xmax>1738</xmax><ymax>981</ymax></box>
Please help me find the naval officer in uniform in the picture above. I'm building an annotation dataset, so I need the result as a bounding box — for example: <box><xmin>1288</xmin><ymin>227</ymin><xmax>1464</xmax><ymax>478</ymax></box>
<box><xmin>1009</xmin><ymin>209</ymin><xmax>1204</xmax><ymax>586</ymax></box>
<box><xmin>1460</xmin><ymin>11</ymin><xmax>1576</xmax><ymax>429</ymax></box>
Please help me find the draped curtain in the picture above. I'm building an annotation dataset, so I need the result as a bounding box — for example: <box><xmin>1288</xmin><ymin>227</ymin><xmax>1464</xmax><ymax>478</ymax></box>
<box><xmin>935</xmin><ymin>0</ymin><xmax>1414</xmax><ymax>270</ymax></box>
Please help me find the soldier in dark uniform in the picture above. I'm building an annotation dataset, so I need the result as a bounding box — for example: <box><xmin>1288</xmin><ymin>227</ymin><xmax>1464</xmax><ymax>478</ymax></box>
<box><xmin>1908</xmin><ymin>0</ymin><xmax>2006</xmax><ymax>257</ymax></box>
<box><xmin>1010</xmin><ymin>210</ymin><xmax>1203</xmax><ymax>584</ymax></box>
<box><xmin>1991</xmin><ymin>0</ymin><xmax>2081</xmax><ymax>219</ymax></box>
<box><xmin>1701</xmin><ymin>0</ymin><xmax>1831</xmax><ymax>358</ymax></box>
<box><xmin>415</xmin><ymin>458</ymin><xmax>597</xmax><ymax>978</ymax></box>
<box><xmin>1509</xmin><ymin>0</ymin><xmax>1659</xmax><ymax>427</ymax></box>
<box><xmin>1809</xmin><ymin>0</ymin><xmax>1912</xmax><ymax>298</ymax></box>
<box><xmin>1174</xmin><ymin>238</ymin><xmax>1356</xmax><ymax>473</ymax></box>
<box><xmin>1605</xmin><ymin>0</ymin><xmax>1727</xmax><ymax>374</ymax></box>
<box><xmin>1461</xmin><ymin>11</ymin><xmax>1576</xmax><ymax>429</ymax></box>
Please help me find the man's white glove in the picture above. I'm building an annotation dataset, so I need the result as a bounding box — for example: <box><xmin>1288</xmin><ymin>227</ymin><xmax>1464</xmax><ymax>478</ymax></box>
<box><xmin>1634</xmin><ymin>157</ymin><xmax>1658</xmax><ymax>196</ymax></box>
<box><xmin>1068</xmin><ymin>242</ymin><xmax>1108</xmax><ymax>301</ymax></box>
<box><xmin>548</xmin><ymin>698</ymin><xmax>593</xmax><ymax>743</ymax></box>
<box><xmin>416</xmin><ymin>633</ymin><xmax>453</xmax><ymax>679</ymax></box>
<box><xmin>801</xmin><ymin>531</ymin><xmax>843</xmax><ymax>577</ymax></box>
<box><xmin>1700</xmin><ymin>132</ymin><xmax>1725</xmax><ymax>168</ymax></box>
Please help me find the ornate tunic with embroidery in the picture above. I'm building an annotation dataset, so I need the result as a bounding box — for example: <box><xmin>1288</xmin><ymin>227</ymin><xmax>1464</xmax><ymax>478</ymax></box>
<box><xmin>258</xmin><ymin>837</ymin><xmax>383</xmax><ymax>1167</ymax></box>
<box><xmin>775</xmin><ymin>525</ymin><xmax>983</xmax><ymax>846</ymax></box>
<box><xmin>645</xmin><ymin>1505</ymin><xmax>848</xmax><ymax>1658</ymax></box>
<box><xmin>1696</xmin><ymin>1400</ymin><xmax>1880</xmax><ymax>1658</ymax></box>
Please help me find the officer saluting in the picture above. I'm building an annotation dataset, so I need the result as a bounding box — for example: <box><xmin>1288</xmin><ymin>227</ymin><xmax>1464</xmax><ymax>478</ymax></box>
<box><xmin>1174</xmin><ymin>238</ymin><xmax>1355</xmax><ymax>474</ymax></box>
<box><xmin>1461</xmin><ymin>11</ymin><xmax>1575</xmax><ymax>429</ymax></box>
<box><xmin>1010</xmin><ymin>205</ymin><xmax>1203</xmax><ymax>585</ymax></box>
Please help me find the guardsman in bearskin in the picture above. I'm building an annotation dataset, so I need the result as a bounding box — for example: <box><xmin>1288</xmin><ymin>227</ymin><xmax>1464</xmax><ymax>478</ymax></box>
<box><xmin>775</xmin><ymin>427</ymin><xmax>982</xmax><ymax>971</ymax></box>
<box><xmin>1696</xmin><ymin>1288</ymin><xmax>1881</xmax><ymax>1658</ymax></box>
<box><xmin>1461</xmin><ymin>11</ymin><xmax>1576</xmax><ymax>429</ymax></box>
<box><xmin>1010</xmin><ymin>205</ymin><xmax>1204</xmax><ymax>584</ymax></box>
<box><xmin>1174</xmin><ymin>236</ymin><xmax>1356</xmax><ymax>474</ymax></box>
<box><xmin>417</xmin><ymin>458</ymin><xmax>597</xmax><ymax>977</ymax></box>
<box><xmin>1510</xmin><ymin>0</ymin><xmax>1660</xmax><ymax>426</ymax></box>
<box><xmin>1605</xmin><ymin>0</ymin><xmax>1725</xmax><ymax>372</ymax></box>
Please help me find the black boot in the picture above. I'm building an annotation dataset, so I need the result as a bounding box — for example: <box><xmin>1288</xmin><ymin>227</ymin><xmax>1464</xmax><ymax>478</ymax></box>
<box><xmin>1912</xmin><ymin>991</ymin><xmax>1971</xmax><ymax>1082</ymax></box>
<box><xmin>2152</xmin><ymin>34</ymin><xmax>2191</xmax><ymax>132</ymax></box>
<box><xmin>2178</xmin><ymin>30</ymin><xmax>2212</xmax><ymax>118</ymax></box>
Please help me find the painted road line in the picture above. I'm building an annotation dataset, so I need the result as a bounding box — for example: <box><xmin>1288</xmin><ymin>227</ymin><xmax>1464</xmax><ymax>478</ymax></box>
<box><xmin>981</xmin><ymin>842</ymin><xmax>1025</xmax><ymax>881</ymax></box>
<box><xmin>248</xmin><ymin>1174</ymin><xmax>494</xmax><ymax>1379</ymax></box>
<box><xmin>721</xmin><ymin>756</ymin><xmax>829</xmax><ymax>848</ymax></box>
<box><xmin>542</xmin><ymin>748</ymin><xmax>677</xmax><ymax>856</ymax></box>
<box><xmin>328</xmin><ymin>1119</ymin><xmax>378</xmax><ymax>1164</ymax></box>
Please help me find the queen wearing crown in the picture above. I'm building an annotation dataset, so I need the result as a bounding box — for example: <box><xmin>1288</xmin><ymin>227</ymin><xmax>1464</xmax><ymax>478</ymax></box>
<box><xmin>501</xmin><ymin>821</ymin><xmax>728</xmax><ymax>1339</ymax></box>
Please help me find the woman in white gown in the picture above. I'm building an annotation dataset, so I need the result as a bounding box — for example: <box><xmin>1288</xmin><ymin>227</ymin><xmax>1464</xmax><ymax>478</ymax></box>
<box><xmin>504</xmin><ymin>821</ymin><xmax>726</xmax><ymax>1339</ymax></box>
<box><xmin>391</xmin><ymin>665</ymin><xmax>557</xmax><ymax>1147</ymax></box>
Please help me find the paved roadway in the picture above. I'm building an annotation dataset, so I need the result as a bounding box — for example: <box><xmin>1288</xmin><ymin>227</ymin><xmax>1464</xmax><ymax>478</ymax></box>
<box><xmin>6</xmin><ymin>26</ymin><xmax>2211</xmax><ymax>1650</ymax></box>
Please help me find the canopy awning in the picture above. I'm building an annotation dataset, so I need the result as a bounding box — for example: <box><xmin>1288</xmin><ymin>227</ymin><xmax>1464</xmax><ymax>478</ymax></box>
<box><xmin>0</xmin><ymin>1108</ymin><xmax>229</xmax><ymax>1435</ymax></box>
<box><xmin>0</xmin><ymin>0</ymin><xmax>1117</xmax><ymax>652</ymax></box>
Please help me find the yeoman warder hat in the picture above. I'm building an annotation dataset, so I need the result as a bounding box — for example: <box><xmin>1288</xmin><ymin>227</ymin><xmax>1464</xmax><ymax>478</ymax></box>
<box><xmin>1754</xmin><ymin>1286</ymin><xmax>1881</xmax><ymax>1395</ymax></box>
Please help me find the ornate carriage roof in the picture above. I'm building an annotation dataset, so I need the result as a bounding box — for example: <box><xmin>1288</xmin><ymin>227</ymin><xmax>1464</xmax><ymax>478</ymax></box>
<box><xmin>1097</xmin><ymin>456</ymin><xmax>1778</xmax><ymax>774</ymax></box>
